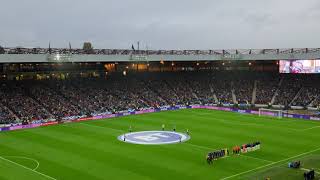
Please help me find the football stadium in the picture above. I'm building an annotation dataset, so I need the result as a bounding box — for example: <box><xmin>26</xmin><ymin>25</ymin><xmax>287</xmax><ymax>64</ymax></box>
<box><xmin>1</xmin><ymin>1</ymin><xmax>320</xmax><ymax>180</ymax></box>
<box><xmin>1</xmin><ymin>47</ymin><xmax>320</xmax><ymax>180</ymax></box>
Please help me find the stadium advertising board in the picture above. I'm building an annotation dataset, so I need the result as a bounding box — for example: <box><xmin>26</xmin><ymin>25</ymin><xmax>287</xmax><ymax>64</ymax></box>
<box><xmin>93</xmin><ymin>114</ymin><xmax>116</xmax><ymax>119</ymax></box>
<box><xmin>41</xmin><ymin>122</ymin><xmax>58</xmax><ymax>127</ymax></box>
<box><xmin>9</xmin><ymin>124</ymin><xmax>41</xmax><ymax>131</ymax></box>
<box><xmin>75</xmin><ymin>117</ymin><xmax>93</xmax><ymax>122</ymax></box>
<box><xmin>135</xmin><ymin>109</ymin><xmax>155</xmax><ymax>114</ymax></box>
<box><xmin>1</xmin><ymin>105</ymin><xmax>320</xmax><ymax>132</ymax></box>
<box><xmin>0</xmin><ymin>127</ymin><xmax>10</xmax><ymax>131</ymax></box>
<box><xmin>279</xmin><ymin>59</ymin><xmax>320</xmax><ymax>73</ymax></box>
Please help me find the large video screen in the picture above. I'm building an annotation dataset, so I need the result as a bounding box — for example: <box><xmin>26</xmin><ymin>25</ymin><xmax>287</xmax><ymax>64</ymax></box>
<box><xmin>279</xmin><ymin>60</ymin><xmax>320</xmax><ymax>73</ymax></box>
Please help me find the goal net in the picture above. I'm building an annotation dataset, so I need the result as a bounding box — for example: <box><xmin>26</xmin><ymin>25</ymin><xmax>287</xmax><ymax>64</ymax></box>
<box><xmin>258</xmin><ymin>108</ymin><xmax>283</xmax><ymax>118</ymax></box>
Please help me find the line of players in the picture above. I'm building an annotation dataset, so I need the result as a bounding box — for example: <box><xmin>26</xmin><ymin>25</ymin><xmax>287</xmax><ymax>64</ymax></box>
<box><xmin>207</xmin><ymin>141</ymin><xmax>261</xmax><ymax>165</ymax></box>
<box><xmin>232</xmin><ymin>141</ymin><xmax>261</xmax><ymax>154</ymax></box>
<box><xmin>207</xmin><ymin>149</ymin><xmax>229</xmax><ymax>164</ymax></box>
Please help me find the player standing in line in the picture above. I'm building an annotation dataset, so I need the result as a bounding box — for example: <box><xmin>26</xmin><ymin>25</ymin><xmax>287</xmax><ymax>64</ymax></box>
<box><xmin>173</xmin><ymin>125</ymin><xmax>176</xmax><ymax>132</ymax></box>
<box><xmin>123</xmin><ymin>134</ymin><xmax>126</xmax><ymax>142</ymax></box>
<box><xmin>129</xmin><ymin>125</ymin><xmax>132</xmax><ymax>132</ymax></box>
<box><xmin>162</xmin><ymin>124</ymin><xmax>165</xmax><ymax>131</ymax></box>
<box><xmin>186</xmin><ymin>129</ymin><xmax>189</xmax><ymax>135</ymax></box>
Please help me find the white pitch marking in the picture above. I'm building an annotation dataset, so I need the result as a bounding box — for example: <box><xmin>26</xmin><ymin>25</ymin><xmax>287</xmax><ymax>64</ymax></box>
<box><xmin>240</xmin><ymin>154</ymin><xmax>274</xmax><ymax>163</ymax></box>
<box><xmin>300</xmin><ymin>167</ymin><xmax>320</xmax><ymax>174</ymax></box>
<box><xmin>0</xmin><ymin>155</ymin><xmax>57</xmax><ymax>180</ymax></box>
<box><xmin>300</xmin><ymin>126</ymin><xmax>320</xmax><ymax>131</ymax></box>
<box><xmin>4</xmin><ymin>156</ymin><xmax>40</xmax><ymax>170</ymax></box>
<box><xmin>184</xmin><ymin>143</ymin><xmax>216</xmax><ymax>151</ymax></box>
<box><xmin>220</xmin><ymin>146</ymin><xmax>320</xmax><ymax>180</ymax></box>
<box><xmin>118</xmin><ymin>131</ymin><xmax>190</xmax><ymax>145</ymax></box>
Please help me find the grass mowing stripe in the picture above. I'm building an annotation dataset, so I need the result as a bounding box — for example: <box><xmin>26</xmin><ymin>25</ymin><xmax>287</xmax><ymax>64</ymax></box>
<box><xmin>31</xmin><ymin>125</ymin><xmax>201</xmax><ymax>179</ymax></box>
<box><xmin>0</xmin><ymin>155</ymin><xmax>57</xmax><ymax>180</ymax></box>
<box><xmin>220</xmin><ymin>147</ymin><xmax>320</xmax><ymax>180</ymax></box>
<box><xmin>76</xmin><ymin>120</ymin><xmax>224</xmax><ymax>153</ymax></box>
<box><xmin>23</xmin><ymin>131</ymin><xmax>155</xmax><ymax>180</ymax></box>
<box><xmin>186</xmin><ymin>112</ymin><xmax>303</xmax><ymax>131</ymax></box>
<box><xmin>77</xmin><ymin>120</ymin><xmax>215</xmax><ymax>149</ymax></box>
<box><xmin>76</xmin><ymin>120</ymin><xmax>274</xmax><ymax>166</ymax></box>
<box><xmin>1</xmin><ymin>109</ymin><xmax>319</xmax><ymax>179</ymax></box>
<box><xmin>85</xmin><ymin>110</ymin><xmax>319</xmax><ymax>160</ymax></box>
<box><xmin>1</xmin><ymin>138</ymin><xmax>132</xmax><ymax>180</ymax></box>
<box><xmin>77</xmin><ymin>120</ymin><xmax>226</xmax><ymax>155</ymax></box>
<box><xmin>189</xmin><ymin>109</ymin><xmax>319</xmax><ymax>129</ymax></box>
<box><xmin>78</xmin><ymin>122</ymin><xmax>125</xmax><ymax>132</ymax></box>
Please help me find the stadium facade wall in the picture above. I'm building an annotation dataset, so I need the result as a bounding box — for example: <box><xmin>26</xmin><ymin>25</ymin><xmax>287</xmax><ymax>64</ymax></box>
<box><xmin>1</xmin><ymin>105</ymin><xmax>319</xmax><ymax>132</ymax></box>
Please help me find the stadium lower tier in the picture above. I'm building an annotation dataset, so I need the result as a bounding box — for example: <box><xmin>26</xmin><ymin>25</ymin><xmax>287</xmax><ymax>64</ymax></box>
<box><xmin>1</xmin><ymin>71</ymin><xmax>320</xmax><ymax>124</ymax></box>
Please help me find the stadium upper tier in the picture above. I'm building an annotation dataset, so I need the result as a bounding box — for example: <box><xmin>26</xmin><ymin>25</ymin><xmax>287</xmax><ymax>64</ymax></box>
<box><xmin>0</xmin><ymin>47</ymin><xmax>320</xmax><ymax>63</ymax></box>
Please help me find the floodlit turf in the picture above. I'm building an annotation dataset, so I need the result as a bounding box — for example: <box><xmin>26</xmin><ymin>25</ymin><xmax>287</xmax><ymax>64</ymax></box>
<box><xmin>0</xmin><ymin>109</ymin><xmax>320</xmax><ymax>180</ymax></box>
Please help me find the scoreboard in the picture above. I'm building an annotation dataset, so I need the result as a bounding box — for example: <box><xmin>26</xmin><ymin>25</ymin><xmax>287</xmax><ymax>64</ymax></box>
<box><xmin>279</xmin><ymin>59</ymin><xmax>320</xmax><ymax>73</ymax></box>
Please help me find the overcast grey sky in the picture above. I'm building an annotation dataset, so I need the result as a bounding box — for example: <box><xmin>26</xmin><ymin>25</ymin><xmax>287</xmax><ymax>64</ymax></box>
<box><xmin>1</xmin><ymin>0</ymin><xmax>320</xmax><ymax>49</ymax></box>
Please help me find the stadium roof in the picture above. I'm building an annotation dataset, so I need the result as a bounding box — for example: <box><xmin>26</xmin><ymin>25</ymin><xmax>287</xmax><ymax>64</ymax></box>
<box><xmin>0</xmin><ymin>47</ymin><xmax>320</xmax><ymax>63</ymax></box>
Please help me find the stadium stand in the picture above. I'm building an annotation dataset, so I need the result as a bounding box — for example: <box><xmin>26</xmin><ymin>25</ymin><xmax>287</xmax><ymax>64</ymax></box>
<box><xmin>0</xmin><ymin>71</ymin><xmax>320</xmax><ymax>124</ymax></box>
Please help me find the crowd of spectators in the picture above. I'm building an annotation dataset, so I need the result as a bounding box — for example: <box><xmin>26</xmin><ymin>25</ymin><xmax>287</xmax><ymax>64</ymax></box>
<box><xmin>255</xmin><ymin>76</ymin><xmax>280</xmax><ymax>104</ymax></box>
<box><xmin>30</xmin><ymin>83</ymin><xmax>82</xmax><ymax>118</ymax></box>
<box><xmin>0</xmin><ymin>83</ymin><xmax>52</xmax><ymax>123</ymax></box>
<box><xmin>292</xmin><ymin>87</ymin><xmax>320</xmax><ymax>107</ymax></box>
<box><xmin>274</xmin><ymin>76</ymin><xmax>303</xmax><ymax>105</ymax></box>
<box><xmin>291</xmin><ymin>75</ymin><xmax>320</xmax><ymax>107</ymax></box>
<box><xmin>0</xmin><ymin>103</ymin><xmax>16</xmax><ymax>124</ymax></box>
<box><xmin>234</xmin><ymin>80</ymin><xmax>254</xmax><ymax>104</ymax></box>
<box><xmin>1</xmin><ymin>72</ymin><xmax>320</xmax><ymax>124</ymax></box>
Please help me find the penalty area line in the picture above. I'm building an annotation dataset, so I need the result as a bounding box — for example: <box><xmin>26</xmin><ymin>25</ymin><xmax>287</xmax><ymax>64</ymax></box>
<box><xmin>301</xmin><ymin>167</ymin><xmax>320</xmax><ymax>174</ymax></box>
<box><xmin>300</xmin><ymin>126</ymin><xmax>320</xmax><ymax>131</ymax></box>
<box><xmin>220</xmin><ymin>146</ymin><xmax>320</xmax><ymax>180</ymax></box>
<box><xmin>300</xmin><ymin>168</ymin><xmax>320</xmax><ymax>174</ymax></box>
<box><xmin>0</xmin><ymin>156</ymin><xmax>57</xmax><ymax>180</ymax></box>
<box><xmin>3</xmin><ymin>156</ymin><xmax>40</xmax><ymax>170</ymax></box>
<box><xmin>240</xmin><ymin>154</ymin><xmax>274</xmax><ymax>163</ymax></box>
<box><xmin>184</xmin><ymin>143</ymin><xmax>215</xmax><ymax>151</ymax></box>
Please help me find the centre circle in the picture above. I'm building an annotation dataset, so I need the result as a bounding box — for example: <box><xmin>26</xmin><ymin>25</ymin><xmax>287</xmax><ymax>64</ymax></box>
<box><xmin>118</xmin><ymin>131</ymin><xmax>190</xmax><ymax>145</ymax></box>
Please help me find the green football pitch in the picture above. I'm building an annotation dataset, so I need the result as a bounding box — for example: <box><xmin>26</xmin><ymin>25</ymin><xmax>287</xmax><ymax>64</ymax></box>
<box><xmin>0</xmin><ymin>109</ymin><xmax>320</xmax><ymax>180</ymax></box>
